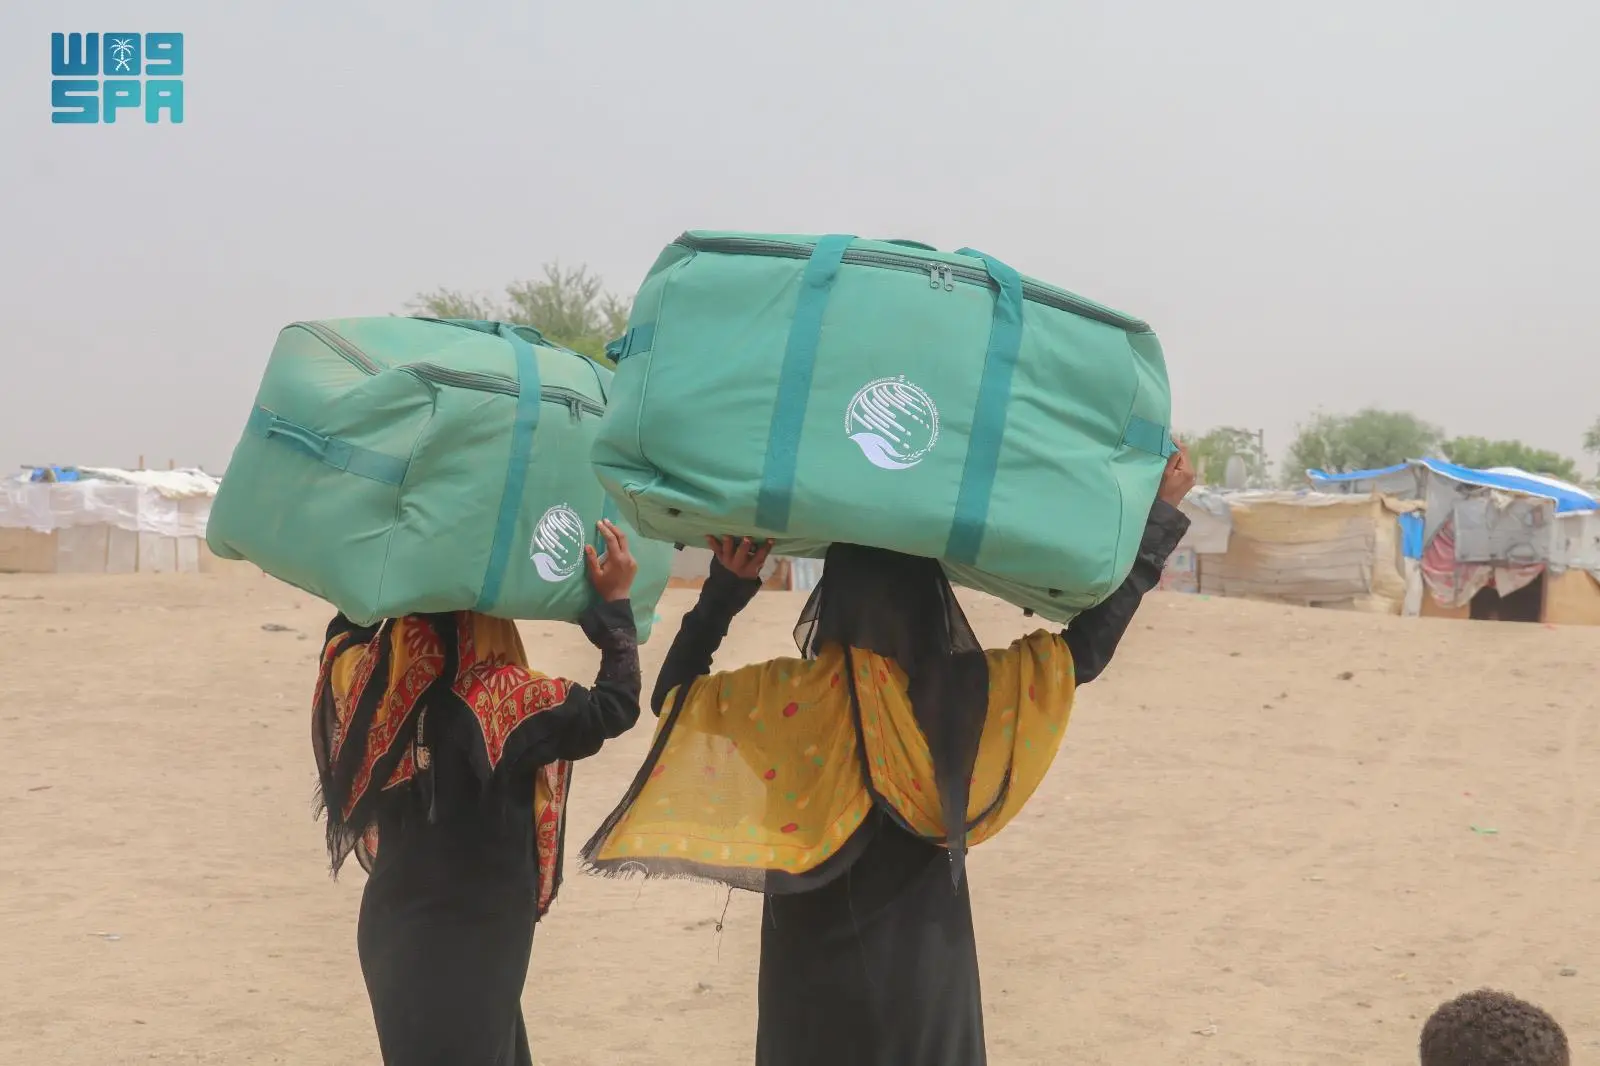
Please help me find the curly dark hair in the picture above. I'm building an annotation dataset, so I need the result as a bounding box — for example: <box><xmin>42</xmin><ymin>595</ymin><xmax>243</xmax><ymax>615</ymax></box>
<box><xmin>1420</xmin><ymin>989</ymin><xmax>1569</xmax><ymax>1066</ymax></box>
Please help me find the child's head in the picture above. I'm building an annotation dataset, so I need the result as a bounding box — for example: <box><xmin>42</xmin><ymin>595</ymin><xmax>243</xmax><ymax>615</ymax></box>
<box><xmin>1420</xmin><ymin>989</ymin><xmax>1569</xmax><ymax>1066</ymax></box>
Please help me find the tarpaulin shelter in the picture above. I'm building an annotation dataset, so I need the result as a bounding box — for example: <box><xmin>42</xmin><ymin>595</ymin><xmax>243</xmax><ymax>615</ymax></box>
<box><xmin>1170</xmin><ymin>487</ymin><xmax>1413</xmax><ymax>613</ymax></box>
<box><xmin>1307</xmin><ymin>459</ymin><xmax>1600</xmax><ymax>624</ymax></box>
<box><xmin>0</xmin><ymin>466</ymin><xmax>230</xmax><ymax>574</ymax></box>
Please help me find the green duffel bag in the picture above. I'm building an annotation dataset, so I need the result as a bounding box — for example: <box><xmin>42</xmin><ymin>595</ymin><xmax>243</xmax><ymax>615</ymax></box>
<box><xmin>208</xmin><ymin>317</ymin><xmax>672</xmax><ymax>635</ymax></box>
<box><xmin>594</xmin><ymin>232</ymin><xmax>1174</xmax><ymax>623</ymax></box>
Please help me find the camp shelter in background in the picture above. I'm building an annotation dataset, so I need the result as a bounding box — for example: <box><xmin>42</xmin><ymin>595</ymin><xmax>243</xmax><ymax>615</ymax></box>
<box><xmin>1308</xmin><ymin>459</ymin><xmax>1600</xmax><ymax>625</ymax></box>
<box><xmin>1163</xmin><ymin>458</ymin><xmax>1600</xmax><ymax>626</ymax></box>
<box><xmin>1167</xmin><ymin>487</ymin><xmax>1413</xmax><ymax>614</ymax></box>
<box><xmin>0</xmin><ymin>466</ymin><xmax>232</xmax><ymax>574</ymax></box>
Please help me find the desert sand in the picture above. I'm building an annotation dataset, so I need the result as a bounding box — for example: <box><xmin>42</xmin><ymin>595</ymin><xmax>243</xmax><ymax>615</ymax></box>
<box><xmin>2</xmin><ymin>569</ymin><xmax>1596</xmax><ymax>1065</ymax></box>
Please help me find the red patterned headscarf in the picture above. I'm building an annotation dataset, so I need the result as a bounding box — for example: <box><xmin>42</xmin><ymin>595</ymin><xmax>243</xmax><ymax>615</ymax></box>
<box><xmin>312</xmin><ymin>611</ymin><xmax>573</xmax><ymax>916</ymax></box>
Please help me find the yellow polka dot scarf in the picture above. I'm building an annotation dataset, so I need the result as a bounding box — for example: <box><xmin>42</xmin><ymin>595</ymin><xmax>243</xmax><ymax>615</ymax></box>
<box><xmin>582</xmin><ymin>630</ymin><xmax>1074</xmax><ymax>889</ymax></box>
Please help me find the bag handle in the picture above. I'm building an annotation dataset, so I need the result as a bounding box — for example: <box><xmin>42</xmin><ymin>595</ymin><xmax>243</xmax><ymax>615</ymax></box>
<box><xmin>605</xmin><ymin>322</ymin><xmax>655</xmax><ymax>364</ymax></box>
<box><xmin>262</xmin><ymin>417</ymin><xmax>330</xmax><ymax>458</ymax></box>
<box><xmin>415</xmin><ymin>317</ymin><xmax>550</xmax><ymax>347</ymax></box>
<box><xmin>474</xmin><ymin>325</ymin><xmax>545</xmax><ymax>611</ymax></box>
<box><xmin>478</xmin><ymin>320</ymin><xmax>607</xmax><ymax>402</ymax></box>
<box><xmin>754</xmin><ymin>234</ymin><xmax>857</xmax><ymax>533</ymax></box>
<box><xmin>945</xmin><ymin>248</ymin><xmax>1025</xmax><ymax>565</ymax></box>
<box><xmin>247</xmin><ymin>407</ymin><xmax>408</xmax><ymax>486</ymax></box>
<box><xmin>579</xmin><ymin>348</ymin><xmax>610</xmax><ymax>403</ymax></box>
<box><xmin>879</xmin><ymin>239</ymin><xmax>938</xmax><ymax>251</ymax></box>
<box><xmin>1121</xmin><ymin>415</ymin><xmax>1176</xmax><ymax>458</ymax></box>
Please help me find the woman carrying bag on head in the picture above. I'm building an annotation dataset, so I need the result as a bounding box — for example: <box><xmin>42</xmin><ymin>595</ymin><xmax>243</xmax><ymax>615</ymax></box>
<box><xmin>583</xmin><ymin>447</ymin><xmax>1195</xmax><ymax>1065</ymax></box>
<box><xmin>314</xmin><ymin>521</ymin><xmax>643</xmax><ymax>1066</ymax></box>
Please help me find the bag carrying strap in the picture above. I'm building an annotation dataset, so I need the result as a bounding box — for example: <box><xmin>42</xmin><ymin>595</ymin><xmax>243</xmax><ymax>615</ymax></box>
<box><xmin>247</xmin><ymin>407</ymin><xmax>409</xmax><ymax>485</ymax></box>
<box><xmin>739</xmin><ymin>238</ymin><xmax>1173</xmax><ymax>553</ymax></box>
<box><xmin>474</xmin><ymin>324</ymin><xmax>543</xmax><ymax>612</ymax></box>
<box><xmin>944</xmin><ymin>248</ymin><xmax>1025</xmax><ymax>566</ymax></box>
<box><xmin>754</xmin><ymin>234</ymin><xmax>856</xmax><ymax>532</ymax></box>
<box><xmin>441</xmin><ymin>315</ymin><xmax>611</xmax><ymax>402</ymax></box>
<box><xmin>1122</xmin><ymin>415</ymin><xmax>1176</xmax><ymax>458</ymax></box>
<box><xmin>605</xmin><ymin>322</ymin><xmax>655</xmax><ymax>364</ymax></box>
<box><xmin>420</xmin><ymin>317</ymin><xmax>550</xmax><ymax>347</ymax></box>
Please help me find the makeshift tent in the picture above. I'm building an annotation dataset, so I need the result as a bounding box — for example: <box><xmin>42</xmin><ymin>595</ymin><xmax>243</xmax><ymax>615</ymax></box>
<box><xmin>0</xmin><ymin>467</ymin><xmax>229</xmax><ymax>574</ymax></box>
<box><xmin>1174</xmin><ymin>488</ymin><xmax>1412</xmax><ymax>613</ymax></box>
<box><xmin>1307</xmin><ymin>460</ymin><xmax>1600</xmax><ymax>625</ymax></box>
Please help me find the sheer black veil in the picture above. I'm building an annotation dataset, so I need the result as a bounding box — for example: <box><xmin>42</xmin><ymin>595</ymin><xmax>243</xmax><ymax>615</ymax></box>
<box><xmin>793</xmin><ymin>543</ymin><xmax>990</xmax><ymax>886</ymax></box>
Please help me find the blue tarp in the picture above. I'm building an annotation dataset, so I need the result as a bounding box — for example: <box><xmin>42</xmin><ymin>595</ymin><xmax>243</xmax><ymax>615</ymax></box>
<box><xmin>1306</xmin><ymin>463</ymin><xmax>1410</xmax><ymax>484</ymax></box>
<box><xmin>25</xmin><ymin>466</ymin><xmax>81</xmax><ymax>483</ymax></box>
<box><xmin>1397</xmin><ymin>512</ymin><xmax>1426</xmax><ymax>559</ymax></box>
<box><xmin>1309</xmin><ymin>459</ymin><xmax>1597</xmax><ymax>514</ymax></box>
<box><xmin>1414</xmin><ymin>458</ymin><xmax>1597</xmax><ymax>513</ymax></box>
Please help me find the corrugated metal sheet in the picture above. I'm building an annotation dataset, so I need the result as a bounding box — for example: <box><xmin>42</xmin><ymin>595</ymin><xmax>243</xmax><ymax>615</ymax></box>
<box><xmin>1449</xmin><ymin>496</ymin><xmax>1549</xmax><ymax>566</ymax></box>
<box><xmin>1552</xmin><ymin>512</ymin><xmax>1600</xmax><ymax>572</ymax></box>
<box><xmin>1306</xmin><ymin>464</ymin><xmax>1422</xmax><ymax>499</ymax></box>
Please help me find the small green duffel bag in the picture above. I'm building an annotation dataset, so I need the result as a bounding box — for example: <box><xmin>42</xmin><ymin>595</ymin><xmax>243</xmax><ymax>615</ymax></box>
<box><xmin>208</xmin><ymin>317</ymin><xmax>671</xmax><ymax>635</ymax></box>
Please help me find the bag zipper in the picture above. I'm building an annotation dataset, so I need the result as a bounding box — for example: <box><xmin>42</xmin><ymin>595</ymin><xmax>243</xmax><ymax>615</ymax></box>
<box><xmin>401</xmin><ymin>363</ymin><xmax>518</xmax><ymax>395</ymax></box>
<box><xmin>670</xmin><ymin>234</ymin><xmax>1149</xmax><ymax>333</ymax></box>
<box><xmin>294</xmin><ymin>321</ymin><xmax>382</xmax><ymax>375</ymax></box>
<box><xmin>539</xmin><ymin>385</ymin><xmax>607</xmax><ymax>421</ymax></box>
<box><xmin>403</xmin><ymin>365</ymin><xmax>605</xmax><ymax>421</ymax></box>
<box><xmin>289</xmin><ymin>323</ymin><xmax>604</xmax><ymax>420</ymax></box>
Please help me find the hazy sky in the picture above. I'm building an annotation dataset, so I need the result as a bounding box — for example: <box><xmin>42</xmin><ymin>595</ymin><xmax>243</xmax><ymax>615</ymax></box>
<box><xmin>4</xmin><ymin>0</ymin><xmax>1597</xmax><ymax>477</ymax></box>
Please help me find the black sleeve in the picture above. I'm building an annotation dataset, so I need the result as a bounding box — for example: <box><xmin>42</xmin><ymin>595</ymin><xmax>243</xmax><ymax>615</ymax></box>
<box><xmin>651</xmin><ymin>560</ymin><xmax>762</xmax><ymax>714</ymax></box>
<box><xmin>502</xmin><ymin>599</ymin><xmax>644</xmax><ymax>767</ymax></box>
<box><xmin>1061</xmin><ymin>499</ymin><xmax>1190</xmax><ymax>686</ymax></box>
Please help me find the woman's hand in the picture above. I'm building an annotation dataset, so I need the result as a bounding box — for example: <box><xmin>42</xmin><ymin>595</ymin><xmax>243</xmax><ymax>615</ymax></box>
<box><xmin>706</xmin><ymin>535</ymin><xmax>775</xmax><ymax>582</ymax></box>
<box><xmin>1158</xmin><ymin>438</ymin><xmax>1196</xmax><ymax>506</ymax></box>
<box><xmin>586</xmin><ymin>520</ymin><xmax>637</xmax><ymax>602</ymax></box>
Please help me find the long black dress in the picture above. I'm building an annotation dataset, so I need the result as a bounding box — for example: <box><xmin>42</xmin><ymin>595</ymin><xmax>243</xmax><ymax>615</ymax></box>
<box><xmin>314</xmin><ymin>601</ymin><xmax>642</xmax><ymax>1066</ymax></box>
<box><xmin>645</xmin><ymin>502</ymin><xmax>1190</xmax><ymax>1065</ymax></box>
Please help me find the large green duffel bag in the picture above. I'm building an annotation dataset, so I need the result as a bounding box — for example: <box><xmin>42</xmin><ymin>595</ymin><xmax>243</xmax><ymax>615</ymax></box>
<box><xmin>593</xmin><ymin>232</ymin><xmax>1174</xmax><ymax>622</ymax></box>
<box><xmin>208</xmin><ymin>317</ymin><xmax>671</xmax><ymax>636</ymax></box>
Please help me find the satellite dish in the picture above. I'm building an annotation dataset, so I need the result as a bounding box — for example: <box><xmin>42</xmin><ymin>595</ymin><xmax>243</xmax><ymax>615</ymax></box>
<box><xmin>1223</xmin><ymin>454</ymin><xmax>1248</xmax><ymax>490</ymax></box>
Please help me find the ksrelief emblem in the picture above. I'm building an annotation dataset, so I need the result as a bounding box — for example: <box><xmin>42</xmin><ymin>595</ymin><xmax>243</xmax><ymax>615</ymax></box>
<box><xmin>845</xmin><ymin>376</ymin><xmax>940</xmax><ymax>471</ymax></box>
<box><xmin>530</xmin><ymin>503</ymin><xmax>585</xmax><ymax>582</ymax></box>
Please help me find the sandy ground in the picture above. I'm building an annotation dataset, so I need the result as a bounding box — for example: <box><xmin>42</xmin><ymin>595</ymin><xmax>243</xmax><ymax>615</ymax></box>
<box><xmin>2</xmin><ymin>570</ymin><xmax>1597</xmax><ymax>1065</ymax></box>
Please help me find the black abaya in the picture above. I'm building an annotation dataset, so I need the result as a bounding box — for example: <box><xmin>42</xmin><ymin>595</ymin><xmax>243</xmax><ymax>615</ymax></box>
<box><xmin>636</xmin><ymin>501</ymin><xmax>1191</xmax><ymax>1065</ymax></box>
<box><xmin>315</xmin><ymin>602</ymin><xmax>643</xmax><ymax>1066</ymax></box>
<box><xmin>357</xmin><ymin>763</ymin><xmax>541</xmax><ymax>1066</ymax></box>
<box><xmin>756</xmin><ymin>809</ymin><xmax>985</xmax><ymax>1066</ymax></box>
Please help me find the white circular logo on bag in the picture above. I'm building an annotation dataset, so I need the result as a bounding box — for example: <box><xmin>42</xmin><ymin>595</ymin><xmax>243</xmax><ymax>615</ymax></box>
<box><xmin>845</xmin><ymin>376</ymin><xmax>939</xmax><ymax>471</ymax></box>
<box><xmin>529</xmin><ymin>503</ymin><xmax>585</xmax><ymax>583</ymax></box>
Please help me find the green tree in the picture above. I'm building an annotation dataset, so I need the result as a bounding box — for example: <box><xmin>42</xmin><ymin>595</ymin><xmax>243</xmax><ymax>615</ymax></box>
<box><xmin>1438</xmin><ymin>436</ymin><xmax>1581</xmax><ymax>481</ymax></box>
<box><xmin>1183</xmin><ymin>426</ymin><xmax>1271</xmax><ymax>487</ymax></box>
<box><xmin>407</xmin><ymin>263</ymin><xmax>631</xmax><ymax>365</ymax></box>
<box><xmin>1282</xmin><ymin>408</ymin><xmax>1443</xmax><ymax>485</ymax></box>
<box><xmin>1584</xmin><ymin>417</ymin><xmax>1600</xmax><ymax>474</ymax></box>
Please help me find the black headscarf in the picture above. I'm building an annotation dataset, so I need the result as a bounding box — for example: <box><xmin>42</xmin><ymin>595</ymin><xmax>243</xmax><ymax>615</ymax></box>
<box><xmin>793</xmin><ymin>543</ymin><xmax>989</xmax><ymax>886</ymax></box>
